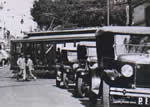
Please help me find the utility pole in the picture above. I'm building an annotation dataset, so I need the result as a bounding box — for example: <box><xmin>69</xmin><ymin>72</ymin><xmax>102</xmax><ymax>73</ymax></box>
<box><xmin>128</xmin><ymin>0</ymin><xmax>132</xmax><ymax>26</ymax></box>
<box><xmin>107</xmin><ymin>0</ymin><xmax>110</xmax><ymax>26</ymax></box>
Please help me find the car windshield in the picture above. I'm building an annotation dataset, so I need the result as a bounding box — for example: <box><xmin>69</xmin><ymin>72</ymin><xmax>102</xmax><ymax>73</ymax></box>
<box><xmin>115</xmin><ymin>34</ymin><xmax>150</xmax><ymax>56</ymax></box>
<box><xmin>87</xmin><ymin>47</ymin><xmax>97</xmax><ymax>62</ymax></box>
<box><xmin>67</xmin><ymin>51</ymin><xmax>77</xmax><ymax>62</ymax></box>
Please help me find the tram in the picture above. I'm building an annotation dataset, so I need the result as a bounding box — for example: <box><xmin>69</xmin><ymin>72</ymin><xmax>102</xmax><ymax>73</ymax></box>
<box><xmin>10</xmin><ymin>28</ymin><xmax>97</xmax><ymax>78</ymax></box>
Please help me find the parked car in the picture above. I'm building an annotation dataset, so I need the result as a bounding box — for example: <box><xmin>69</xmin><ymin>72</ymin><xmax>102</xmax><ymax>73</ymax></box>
<box><xmin>0</xmin><ymin>49</ymin><xmax>9</xmax><ymax>65</ymax></box>
<box><xmin>90</xmin><ymin>26</ymin><xmax>150</xmax><ymax>107</ymax></box>
<box><xmin>56</xmin><ymin>47</ymin><xmax>78</xmax><ymax>88</ymax></box>
<box><xmin>75</xmin><ymin>44</ymin><xmax>97</xmax><ymax>97</ymax></box>
<box><xmin>55</xmin><ymin>44</ymin><xmax>98</xmax><ymax>98</ymax></box>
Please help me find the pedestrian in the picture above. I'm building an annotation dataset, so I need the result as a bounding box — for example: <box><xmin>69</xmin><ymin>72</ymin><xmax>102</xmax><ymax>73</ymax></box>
<box><xmin>26</xmin><ymin>55</ymin><xmax>37</xmax><ymax>80</ymax></box>
<box><xmin>17</xmin><ymin>53</ymin><xmax>26</xmax><ymax>80</ymax></box>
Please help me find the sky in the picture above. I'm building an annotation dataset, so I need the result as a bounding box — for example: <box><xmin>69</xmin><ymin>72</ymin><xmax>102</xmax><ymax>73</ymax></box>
<box><xmin>0</xmin><ymin>0</ymin><xmax>37</xmax><ymax>38</ymax></box>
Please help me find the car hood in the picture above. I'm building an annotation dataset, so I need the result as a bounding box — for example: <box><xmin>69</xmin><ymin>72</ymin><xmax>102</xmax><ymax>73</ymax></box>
<box><xmin>118</xmin><ymin>54</ymin><xmax>150</xmax><ymax>64</ymax></box>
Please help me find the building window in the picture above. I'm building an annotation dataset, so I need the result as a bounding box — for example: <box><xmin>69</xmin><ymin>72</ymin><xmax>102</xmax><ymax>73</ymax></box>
<box><xmin>145</xmin><ymin>6</ymin><xmax>150</xmax><ymax>26</ymax></box>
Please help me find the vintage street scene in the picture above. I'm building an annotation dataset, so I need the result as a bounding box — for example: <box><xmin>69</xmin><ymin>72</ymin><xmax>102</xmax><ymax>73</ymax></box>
<box><xmin>0</xmin><ymin>0</ymin><xmax>150</xmax><ymax>107</ymax></box>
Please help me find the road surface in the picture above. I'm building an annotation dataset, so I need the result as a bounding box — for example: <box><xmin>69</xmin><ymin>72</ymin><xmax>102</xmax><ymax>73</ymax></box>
<box><xmin>0</xmin><ymin>66</ymin><xmax>91</xmax><ymax>107</ymax></box>
<box><xmin>0</xmin><ymin>66</ymin><xmax>141</xmax><ymax>107</ymax></box>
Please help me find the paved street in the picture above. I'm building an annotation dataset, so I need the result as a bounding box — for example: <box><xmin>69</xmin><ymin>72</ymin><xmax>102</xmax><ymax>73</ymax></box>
<box><xmin>0</xmin><ymin>66</ymin><xmax>141</xmax><ymax>107</ymax></box>
<box><xmin>0</xmin><ymin>66</ymin><xmax>90</xmax><ymax>107</ymax></box>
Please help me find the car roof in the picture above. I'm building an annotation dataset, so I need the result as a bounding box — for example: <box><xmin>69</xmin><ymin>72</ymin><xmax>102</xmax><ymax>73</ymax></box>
<box><xmin>96</xmin><ymin>26</ymin><xmax>150</xmax><ymax>35</ymax></box>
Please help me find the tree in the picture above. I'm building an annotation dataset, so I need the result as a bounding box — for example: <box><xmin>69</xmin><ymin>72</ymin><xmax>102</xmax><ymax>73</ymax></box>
<box><xmin>31</xmin><ymin>0</ymin><xmax>127</xmax><ymax>30</ymax></box>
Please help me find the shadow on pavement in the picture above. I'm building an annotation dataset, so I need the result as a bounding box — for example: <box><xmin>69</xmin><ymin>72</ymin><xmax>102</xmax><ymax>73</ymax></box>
<box><xmin>0</xmin><ymin>79</ymin><xmax>53</xmax><ymax>89</ymax></box>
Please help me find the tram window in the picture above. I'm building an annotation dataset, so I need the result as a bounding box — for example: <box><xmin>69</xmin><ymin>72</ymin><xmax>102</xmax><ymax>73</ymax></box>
<box><xmin>25</xmin><ymin>42</ymin><xmax>33</xmax><ymax>55</ymax></box>
<box><xmin>36</xmin><ymin>44</ymin><xmax>42</xmax><ymax>54</ymax></box>
<box><xmin>16</xmin><ymin>43</ymin><xmax>22</xmax><ymax>53</ymax></box>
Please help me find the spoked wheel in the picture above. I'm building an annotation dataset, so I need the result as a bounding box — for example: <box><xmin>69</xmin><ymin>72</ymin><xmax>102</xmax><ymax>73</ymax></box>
<box><xmin>77</xmin><ymin>77</ymin><xmax>85</xmax><ymax>98</ymax></box>
<box><xmin>103</xmin><ymin>81</ymin><xmax>110</xmax><ymax>107</ymax></box>
<box><xmin>63</xmin><ymin>72</ymin><xmax>69</xmax><ymax>88</ymax></box>
<box><xmin>56</xmin><ymin>70</ymin><xmax>61</xmax><ymax>87</ymax></box>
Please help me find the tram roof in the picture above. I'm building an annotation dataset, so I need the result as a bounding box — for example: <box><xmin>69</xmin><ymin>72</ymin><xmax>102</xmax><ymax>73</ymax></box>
<box><xmin>27</xmin><ymin>27</ymin><xmax>98</xmax><ymax>37</ymax></box>
<box><xmin>96</xmin><ymin>26</ymin><xmax>150</xmax><ymax>35</ymax></box>
<box><xmin>12</xmin><ymin>28</ymin><xmax>98</xmax><ymax>42</ymax></box>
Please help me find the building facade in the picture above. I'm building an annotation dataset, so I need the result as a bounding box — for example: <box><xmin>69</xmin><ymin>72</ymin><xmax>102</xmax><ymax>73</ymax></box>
<box><xmin>133</xmin><ymin>0</ymin><xmax>150</xmax><ymax>26</ymax></box>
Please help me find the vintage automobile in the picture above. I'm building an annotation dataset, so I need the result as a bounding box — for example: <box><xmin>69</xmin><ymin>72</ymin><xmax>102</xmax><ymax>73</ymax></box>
<box><xmin>0</xmin><ymin>49</ymin><xmax>9</xmax><ymax>66</ymax></box>
<box><xmin>90</xmin><ymin>26</ymin><xmax>150</xmax><ymax>107</ymax></box>
<box><xmin>52</xmin><ymin>28</ymin><xmax>97</xmax><ymax>96</ymax></box>
<box><xmin>56</xmin><ymin>47</ymin><xmax>78</xmax><ymax>88</ymax></box>
<box><xmin>56</xmin><ymin>42</ymin><xmax>98</xmax><ymax>98</ymax></box>
<box><xmin>75</xmin><ymin>44</ymin><xmax>97</xmax><ymax>97</ymax></box>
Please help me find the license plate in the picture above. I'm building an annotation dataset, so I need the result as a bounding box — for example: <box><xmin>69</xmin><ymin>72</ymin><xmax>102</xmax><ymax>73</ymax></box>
<box><xmin>137</xmin><ymin>97</ymin><xmax>150</xmax><ymax>105</ymax></box>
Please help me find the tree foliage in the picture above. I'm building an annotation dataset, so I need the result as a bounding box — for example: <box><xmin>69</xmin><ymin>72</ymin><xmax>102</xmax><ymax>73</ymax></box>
<box><xmin>31</xmin><ymin>0</ymin><xmax>127</xmax><ymax>30</ymax></box>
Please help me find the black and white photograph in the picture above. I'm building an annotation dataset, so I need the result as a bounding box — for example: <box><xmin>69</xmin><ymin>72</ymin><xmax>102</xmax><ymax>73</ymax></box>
<box><xmin>0</xmin><ymin>0</ymin><xmax>150</xmax><ymax>107</ymax></box>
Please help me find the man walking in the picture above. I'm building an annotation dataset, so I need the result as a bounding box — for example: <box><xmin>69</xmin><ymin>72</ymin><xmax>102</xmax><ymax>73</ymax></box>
<box><xmin>17</xmin><ymin>53</ymin><xmax>26</xmax><ymax>80</ymax></box>
<box><xmin>26</xmin><ymin>55</ymin><xmax>37</xmax><ymax>80</ymax></box>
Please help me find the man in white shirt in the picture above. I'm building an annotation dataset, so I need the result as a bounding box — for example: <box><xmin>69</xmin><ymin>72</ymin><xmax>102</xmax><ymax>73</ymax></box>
<box><xmin>17</xmin><ymin>54</ymin><xmax>26</xmax><ymax>80</ymax></box>
<box><xmin>26</xmin><ymin>55</ymin><xmax>37</xmax><ymax>80</ymax></box>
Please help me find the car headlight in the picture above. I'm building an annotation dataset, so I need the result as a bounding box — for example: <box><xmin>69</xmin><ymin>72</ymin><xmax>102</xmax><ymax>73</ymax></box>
<box><xmin>121</xmin><ymin>64</ymin><xmax>133</xmax><ymax>77</ymax></box>
<box><xmin>73</xmin><ymin>63</ymin><xmax>79</xmax><ymax>69</ymax></box>
<box><xmin>66</xmin><ymin>69</ymin><xmax>70</xmax><ymax>72</ymax></box>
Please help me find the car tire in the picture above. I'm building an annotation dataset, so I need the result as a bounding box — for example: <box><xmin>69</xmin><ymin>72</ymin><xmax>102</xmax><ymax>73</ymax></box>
<box><xmin>89</xmin><ymin>91</ymin><xmax>97</xmax><ymax>107</ymax></box>
<box><xmin>56</xmin><ymin>70</ymin><xmax>61</xmax><ymax>87</ymax></box>
<box><xmin>1</xmin><ymin>59</ymin><xmax>6</xmax><ymax>66</ymax></box>
<box><xmin>63</xmin><ymin>72</ymin><xmax>69</xmax><ymax>89</ymax></box>
<box><xmin>103</xmin><ymin>80</ymin><xmax>110</xmax><ymax>107</ymax></box>
<box><xmin>77</xmin><ymin>77</ymin><xmax>85</xmax><ymax>98</ymax></box>
<box><xmin>56</xmin><ymin>80</ymin><xmax>61</xmax><ymax>87</ymax></box>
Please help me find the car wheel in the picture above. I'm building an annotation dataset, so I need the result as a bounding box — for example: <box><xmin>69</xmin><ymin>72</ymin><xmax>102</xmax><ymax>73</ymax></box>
<box><xmin>1</xmin><ymin>59</ymin><xmax>6</xmax><ymax>66</ymax></box>
<box><xmin>89</xmin><ymin>91</ymin><xmax>97</xmax><ymax>107</ymax></box>
<box><xmin>77</xmin><ymin>77</ymin><xmax>85</xmax><ymax>98</ymax></box>
<box><xmin>56</xmin><ymin>70</ymin><xmax>61</xmax><ymax>87</ymax></box>
<box><xmin>56</xmin><ymin>80</ymin><xmax>61</xmax><ymax>87</ymax></box>
<box><xmin>63</xmin><ymin>72</ymin><xmax>69</xmax><ymax>89</ymax></box>
<box><xmin>103</xmin><ymin>80</ymin><xmax>110</xmax><ymax>107</ymax></box>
